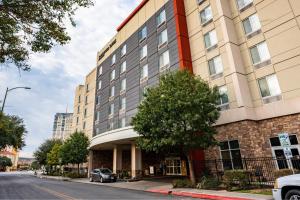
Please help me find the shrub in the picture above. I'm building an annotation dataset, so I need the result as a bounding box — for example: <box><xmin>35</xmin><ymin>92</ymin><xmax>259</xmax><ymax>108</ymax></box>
<box><xmin>223</xmin><ymin>170</ymin><xmax>250</xmax><ymax>191</ymax></box>
<box><xmin>63</xmin><ymin>172</ymin><xmax>86</xmax><ymax>179</ymax></box>
<box><xmin>274</xmin><ymin>169</ymin><xmax>299</xmax><ymax>179</ymax></box>
<box><xmin>197</xmin><ymin>176</ymin><xmax>220</xmax><ymax>189</ymax></box>
<box><xmin>172</xmin><ymin>179</ymin><xmax>195</xmax><ymax>188</ymax></box>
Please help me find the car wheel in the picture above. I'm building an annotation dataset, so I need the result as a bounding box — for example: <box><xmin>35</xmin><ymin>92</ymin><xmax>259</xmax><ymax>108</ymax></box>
<box><xmin>285</xmin><ymin>189</ymin><xmax>300</xmax><ymax>200</ymax></box>
<box><xmin>89</xmin><ymin>177</ymin><xmax>93</xmax><ymax>182</ymax></box>
<box><xmin>100</xmin><ymin>177</ymin><xmax>104</xmax><ymax>183</ymax></box>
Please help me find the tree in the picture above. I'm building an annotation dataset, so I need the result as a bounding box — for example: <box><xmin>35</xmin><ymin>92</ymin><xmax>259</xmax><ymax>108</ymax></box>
<box><xmin>60</xmin><ymin>132</ymin><xmax>89</xmax><ymax>174</ymax></box>
<box><xmin>0</xmin><ymin>0</ymin><xmax>93</xmax><ymax>71</ymax></box>
<box><xmin>0</xmin><ymin>112</ymin><xmax>26</xmax><ymax>150</ymax></box>
<box><xmin>131</xmin><ymin>70</ymin><xmax>220</xmax><ymax>184</ymax></box>
<box><xmin>34</xmin><ymin>139</ymin><xmax>62</xmax><ymax>166</ymax></box>
<box><xmin>47</xmin><ymin>143</ymin><xmax>62</xmax><ymax>167</ymax></box>
<box><xmin>30</xmin><ymin>161</ymin><xmax>40</xmax><ymax>170</ymax></box>
<box><xmin>0</xmin><ymin>156</ymin><xmax>12</xmax><ymax>171</ymax></box>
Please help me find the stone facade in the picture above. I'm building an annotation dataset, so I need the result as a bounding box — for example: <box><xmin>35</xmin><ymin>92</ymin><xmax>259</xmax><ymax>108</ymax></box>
<box><xmin>205</xmin><ymin>113</ymin><xmax>300</xmax><ymax>160</ymax></box>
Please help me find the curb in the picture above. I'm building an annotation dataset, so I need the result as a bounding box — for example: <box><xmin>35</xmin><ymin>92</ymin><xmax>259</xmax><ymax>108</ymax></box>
<box><xmin>147</xmin><ymin>189</ymin><xmax>252</xmax><ymax>200</ymax></box>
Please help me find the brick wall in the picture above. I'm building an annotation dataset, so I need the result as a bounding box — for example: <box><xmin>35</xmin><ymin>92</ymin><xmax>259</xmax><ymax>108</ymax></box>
<box><xmin>205</xmin><ymin>113</ymin><xmax>300</xmax><ymax>159</ymax></box>
<box><xmin>92</xmin><ymin>150</ymin><xmax>113</xmax><ymax>169</ymax></box>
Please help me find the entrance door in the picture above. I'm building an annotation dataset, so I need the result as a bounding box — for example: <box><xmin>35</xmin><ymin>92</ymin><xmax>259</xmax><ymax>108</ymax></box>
<box><xmin>165</xmin><ymin>157</ymin><xmax>182</xmax><ymax>175</ymax></box>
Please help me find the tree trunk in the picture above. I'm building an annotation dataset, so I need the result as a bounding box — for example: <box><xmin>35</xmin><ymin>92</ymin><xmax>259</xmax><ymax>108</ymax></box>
<box><xmin>187</xmin><ymin>154</ymin><xmax>196</xmax><ymax>185</ymax></box>
<box><xmin>77</xmin><ymin>163</ymin><xmax>80</xmax><ymax>175</ymax></box>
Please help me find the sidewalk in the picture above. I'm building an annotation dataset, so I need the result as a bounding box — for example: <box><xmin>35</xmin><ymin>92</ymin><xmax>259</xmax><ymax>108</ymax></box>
<box><xmin>70</xmin><ymin>178</ymin><xmax>273</xmax><ymax>200</ymax></box>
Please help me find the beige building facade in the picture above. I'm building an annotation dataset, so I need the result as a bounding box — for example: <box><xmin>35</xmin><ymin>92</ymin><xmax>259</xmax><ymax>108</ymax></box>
<box><xmin>72</xmin><ymin>68</ymin><xmax>97</xmax><ymax>140</ymax></box>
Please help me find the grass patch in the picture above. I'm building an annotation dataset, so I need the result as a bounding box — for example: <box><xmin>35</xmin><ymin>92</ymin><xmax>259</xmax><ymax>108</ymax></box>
<box><xmin>238</xmin><ymin>189</ymin><xmax>272</xmax><ymax>196</ymax></box>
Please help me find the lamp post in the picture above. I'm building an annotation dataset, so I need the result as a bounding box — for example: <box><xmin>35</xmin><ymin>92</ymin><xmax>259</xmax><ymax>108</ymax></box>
<box><xmin>1</xmin><ymin>87</ymin><xmax>31</xmax><ymax>113</ymax></box>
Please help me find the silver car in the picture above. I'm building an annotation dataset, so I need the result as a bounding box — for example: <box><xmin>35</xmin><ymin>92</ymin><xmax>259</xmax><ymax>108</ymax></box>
<box><xmin>89</xmin><ymin>168</ymin><xmax>117</xmax><ymax>183</ymax></box>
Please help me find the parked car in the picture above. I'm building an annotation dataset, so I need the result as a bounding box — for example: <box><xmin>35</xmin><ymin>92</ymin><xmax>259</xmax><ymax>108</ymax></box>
<box><xmin>89</xmin><ymin>168</ymin><xmax>117</xmax><ymax>183</ymax></box>
<box><xmin>273</xmin><ymin>174</ymin><xmax>300</xmax><ymax>200</ymax></box>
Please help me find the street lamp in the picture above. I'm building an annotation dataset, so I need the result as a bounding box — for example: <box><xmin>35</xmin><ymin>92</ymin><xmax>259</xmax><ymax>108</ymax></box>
<box><xmin>1</xmin><ymin>87</ymin><xmax>31</xmax><ymax>112</ymax></box>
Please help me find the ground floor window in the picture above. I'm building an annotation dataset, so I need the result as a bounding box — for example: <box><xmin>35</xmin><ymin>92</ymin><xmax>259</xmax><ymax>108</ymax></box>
<box><xmin>220</xmin><ymin>140</ymin><xmax>243</xmax><ymax>170</ymax></box>
<box><xmin>270</xmin><ymin>134</ymin><xmax>300</xmax><ymax>169</ymax></box>
<box><xmin>165</xmin><ymin>157</ymin><xmax>181</xmax><ymax>175</ymax></box>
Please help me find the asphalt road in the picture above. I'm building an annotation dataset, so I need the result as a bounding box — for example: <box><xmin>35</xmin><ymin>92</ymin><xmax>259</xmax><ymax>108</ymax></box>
<box><xmin>0</xmin><ymin>172</ymin><xmax>194</xmax><ymax>200</ymax></box>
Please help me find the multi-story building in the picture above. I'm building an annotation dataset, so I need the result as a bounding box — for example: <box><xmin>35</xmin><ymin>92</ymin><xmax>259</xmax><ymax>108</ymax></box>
<box><xmin>52</xmin><ymin>113</ymin><xmax>73</xmax><ymax>140</ymax></box>
<box><xmin>72</xmin><ymin>68</ymin><xmax>97</xmax><ymax>140</ymax></box>
<box><xmin>89</xmin><ymin>0</ymin><xmax>300</xmax><ymax>177</ymax></box>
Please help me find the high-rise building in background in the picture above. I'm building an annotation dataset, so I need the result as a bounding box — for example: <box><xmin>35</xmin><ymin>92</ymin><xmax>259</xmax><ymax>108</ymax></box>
<box><xmin>52</xmin><ymin>113</ymin><xmax>73</xmax><ymax>141</ymax></box>
<box><xmin>72</xmin><ymin>68</ymin><xmax>96</xmax><ymax>140</ymax></box>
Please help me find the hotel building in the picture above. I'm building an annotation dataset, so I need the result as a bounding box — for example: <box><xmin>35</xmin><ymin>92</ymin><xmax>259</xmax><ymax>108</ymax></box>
<box><xmin>88</xmin><ymin>0</ymin><xmax>300</xmax><ymax>177</ymax></box>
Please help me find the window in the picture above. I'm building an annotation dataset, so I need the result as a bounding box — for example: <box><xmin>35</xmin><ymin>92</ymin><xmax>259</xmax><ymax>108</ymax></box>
<box><xmin>119</xmin><ymin>117</ymin><xmax>126</xmax><ymax>128</ymax></box>
<box><xmin>78</xmin><ymin>95</ymin><xmax>81</xmax><ymax>103</ymax></box>
<box><xmin>77</xmin><ymin>106</ymin><xmax>80</xmax><ymax>114</ymax></box>
<box><xmin>220</xmin><ymin>140</ymin><xmax>243</xmax><ymax>170</ymax></box>
<box><xmin>110</xmin><ymin>86</ymin><xmax>115</xmax><ymax>98</ymax></box>
<box><xmin>158</xmin><ymin>29</ymin><xmax>168</xmax><ymax>48</ymax></box>
<box><xmin>109</xmin><ymin>104</ymin><xmax>114</xmax><ymax>116</ymax></box>
<box><xmin>108</xmin><ymin>121</ymin><xmax>114</xmax><ymax>130</ymax></box>
<box><xmin>159</xmin><ymin>50</ymin><xmax>170</xmax><ymax>71</ymax></box>
<box><xmin>250</xmin><ymin>42</ymin><xmax>271</xmax><ymax>65</ymax></box>
<box><xmin>110</xmin><ymin>69</ymin><xmax>116</xmax><ymax>81</ymax></box>
<box><xmin>157</xmin><ymin>9</ymin><xmax>166</xmax><ymax>27</ymax></box>
<box><xmin>258</xmin><ymin>74</ymin><xmax>281</xmax><ymax>100</ymax></box>
<box><xmin>84</xmin><ymin>108</ymin><xmax>87</xmax><ymax>118</ymax></box>
<box><xmin>200</xmin><ymin>6</ymin><xmax>213</xmax><ymax>25</ymax></box>
<box><xmin>120</xmin><ymin>78</ymin><xmax>126</xmax><ymax>92</ymax></box>
<box><xmin>166</xmin><ymin>158</ymin><xmax>182</xmax><ymax>175</ymax></box>
<box><xmin>76</xmin><ymin>117</ymin><xmax>79</xmax><ymax>125</ymax></box>
<box><xmin>237</xmin><ymin>0</ymin><xmax>253</xmax><ymax>11</ymax></box>
<box><xmin>204</xmin><ymin>30</ymin><xmax>218</xmax><ymax>50</ymax></box>
<box><xmin>111</xmin><ymin>54</ymin><xmax>116</xmax><ymax>65</ymax></box>
<box><xmin>140</xmin><ymin>45</ymin><xmax>147</xmax><ymax>60</ymax></box>
<box><xmin>217</xmin><ymin>86</ymin><xmax>229</xmax><ymax>110</ymax></box>
<box><xmin>120</xmin><ymin>97</ymin><xmax>126</xmax><ymax>111</ymax></box>
<box><xmin>98</xmin><ymin>66</ymin><xmax>103</xmax><ymax>76</ymax></box>
<box><xmin>96</xmin><ymin>111</ymin><xmax>100</xmax><ymax>121</ymax></box>
<box><xmin>96</xmin><ymin>96</ymin><xmax>101</xmax><ymax>105</ymax></box>
<box><xmin>86</xmin><ymin>84</ymin><xmax>89</xmax><ymax>92</ymax></box>
<box><xmin>83</xmin><ymin>121</ymin><xmax>86</xmax><ymax>130</ymax></box>
<box><xmin>270</xmin><ymin>135</ymin><xmax>300</xmax><ymax>170</ymax></box>
<box><xmin>139</xmin><ymin>26</ymin><xmax>147</xmax><ymax>42</ymax></box>
<box><xmin>243</xmin><ymin>13</ymin><xmax>261</xmax><ymax>36</ymax></box>
<box><xmin>120</xmin><ymin>61</ymin><xmax>126</xmax><ymax>74</ymax></box>
<box><xmin>85</xmin><ymin>96</ymin><xmax>88</xmax><ymax>105</ymax></box>
<box><xmin>208</xmin><ymin>56</ymin><xmax>223</xmax><ymax>77</ymax></box>
<box><xmin>197</xmin><ymin>0</ymin><xmax>204</xmax><ymax>5</ymax></box>
<box><xmin>98</xmin><ymin>80</ymin><xmax>102</xmax><ymax>90</ymax></box>
<box><xmin>95</xmin><ymin>128</ymin><xmax>100</xmax><ymax>135</ymax></box>
<box><xmin>140</xmin><ymin>64</ymin><xmax>148</xmax><ymax>81</ymax></box>
<box><xmin>121</xmin><ymin>44</ymin><xmax>126</xmax><ymax>57</ymax></box>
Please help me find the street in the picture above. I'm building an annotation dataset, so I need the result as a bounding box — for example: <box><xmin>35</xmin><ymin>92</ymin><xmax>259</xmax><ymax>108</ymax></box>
<box><xmin>0</xmin><ymin>172</ymin><xmax>194</xmax><ymax>199</ymax></box>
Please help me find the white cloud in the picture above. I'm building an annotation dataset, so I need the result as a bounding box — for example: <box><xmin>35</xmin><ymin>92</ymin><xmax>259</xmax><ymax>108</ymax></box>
<box><xmin>0</xmin><ymin>0</ymin><xmax>141</xmax><ymax>158</ymax></box>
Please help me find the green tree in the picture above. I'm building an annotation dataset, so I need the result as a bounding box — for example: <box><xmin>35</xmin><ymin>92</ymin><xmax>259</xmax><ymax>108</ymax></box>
<box><xmin>34</xmin><ymin>139</ymin><xmax>62</xmax><ymax>166</ymax></box>
<box><xmin>0</xmin><ymin>0</ymin><xmax>93</xmax><ymax>71</ymax></box>
<box><xmin>30</xmin><ymin>161</ymin><xmax>40</xmax><ymax>170</ymax></box>
<box><xmin>0</xmin><ymin>156</ymin><xmax>12</xmax><ymax>171</ymax></box>
<box><xmin>47</xmin><ymin>143</ymin><xmax>62</xmax><ymax>167</ymax></box>
<box><xmin>131</xmin><ymin>70</ymin><xmax>220</xmax><ymax>184</ymax></box>
<box><xmin>0</xmin><ymin>112</ymin><xmax>26</xmax><ymax>150</ymax></box>
<box><xmin>60</xmin><ymin>132</ymin><xmax>89</xmax><ymax>174</ymax></box>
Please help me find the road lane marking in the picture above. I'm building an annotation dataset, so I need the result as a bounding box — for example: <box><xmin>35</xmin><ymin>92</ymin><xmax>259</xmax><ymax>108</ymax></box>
<box><xmin>33</xmin><ymin>185</ymin><xmax>77</xmax><ymax>200</ymax></box>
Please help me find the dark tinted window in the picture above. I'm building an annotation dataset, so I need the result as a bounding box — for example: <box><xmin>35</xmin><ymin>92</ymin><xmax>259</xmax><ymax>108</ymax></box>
<box><xmin>289</xmin><ymin>135</ymin><xmax>298</xmax><ymax>145</ymax></box>
<box><xmin>229</xmin><ymin>140</ymin><xmax>240</xmax><ymax>149</ymax></box>
<box><xmin>220</xmin><ymin>141</ymin><xmax>229</xmax><ymax>150</ymax></box>
<box><xmin>270</xmin><ymin>137</ymin><xmax>281</xmax><ymax>147</ymax></box>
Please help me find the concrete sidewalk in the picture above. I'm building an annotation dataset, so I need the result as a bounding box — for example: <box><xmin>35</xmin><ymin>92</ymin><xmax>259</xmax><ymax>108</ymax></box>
<box><xmin>70</xmin><ymin>178</ymin><xmax>273</xmax><ymax>200</ymax></box>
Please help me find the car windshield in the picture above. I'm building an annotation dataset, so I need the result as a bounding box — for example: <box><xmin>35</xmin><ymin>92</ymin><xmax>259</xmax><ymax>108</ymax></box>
<box><xmin>100</xmin><ymin>168</ymin><xmax>112</xmax><ymax>174</ymax></box>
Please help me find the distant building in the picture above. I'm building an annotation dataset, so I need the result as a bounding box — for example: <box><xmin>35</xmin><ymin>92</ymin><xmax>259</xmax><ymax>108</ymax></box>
<box><xmin>72</xmin><ymin>68</ymin><xmax>96</xmax><ymax>140</ymax></box>
<box><xmin>52</xmin><ymin>113</ymin><xmax>73</xmax><ymax>140</ymax></box>
<box><xmin>18</xmin><ymin>157</ymin><xmax>35</xmax><ymax>170</ymax></box>
<box><xmin>0</xmin><ymin>147</ymin><xmax>19</xmax><ymax>171</ymax></box>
